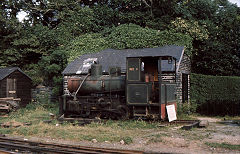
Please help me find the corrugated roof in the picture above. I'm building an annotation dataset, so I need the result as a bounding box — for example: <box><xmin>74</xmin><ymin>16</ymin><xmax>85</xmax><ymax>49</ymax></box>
<box><xmin>0</xmin><ymin>67</ymin><xmax>32</xmax><ymax>80</ymax></box>
<box><xmin>63</xmin><ymin>45</ymin><xmax>184</xmax><ymax>75</ymax></box>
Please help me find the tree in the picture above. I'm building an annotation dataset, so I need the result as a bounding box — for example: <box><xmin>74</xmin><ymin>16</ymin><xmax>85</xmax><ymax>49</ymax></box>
<box><xmin>0</xmin><ymin>0</ymin><xmax>23</xmax><ymax>67</ymax></box>
<box><xmin>1</xmin><ymin>0</ymin><xmax>239</xmax><ymax>87</ymax></box>
<box><xmin>191</xmin><ymin>1</ymin><xmax>240</xmax><ymax>76</ymax></box>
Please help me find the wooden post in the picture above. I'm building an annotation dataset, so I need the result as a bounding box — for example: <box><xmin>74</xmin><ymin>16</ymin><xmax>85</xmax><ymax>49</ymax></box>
<box><xmin>158</xmin><ymin>57</ymin><xmax>162</xmax><ymax>119</ymax></box>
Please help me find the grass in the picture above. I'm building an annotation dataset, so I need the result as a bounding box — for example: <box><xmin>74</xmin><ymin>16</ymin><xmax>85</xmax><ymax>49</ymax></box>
<box><xmin>2</xmin><ymin>96</ymin><xmax>238</xmax><ymax>147</ymax></box>
<box><xmin>221</xmin><ymin>115</ymin><xmax>240</xmax><ymax>121</ymax></box>
<box><xmin>146</xmin><ymin>133</ymin><xmax>169</xmax><ymax>144</ymax></box>
<box><xmin>0</xmin><ymin>120</ymin><xmax>155</xmax><ymax>144</ymax></box>
<box><xmin>0</xmin><ymin>100</ymin><xmax>213</xmax><ymax>145</ymax></box>
<box><xmin>177</xmin><ymin>113</ymin><xmax>197</xmax><ymax>120</ymax></box>
<box><xmin>5</xmin><ymin>122</ymin><xmax>132</xmax><ymax>143</ymax></box>
<box><xmin>0</xmin><ymin>101</ymin><xmax>163</xmax><ymax>144</ymax></box>
<box><xmin>205</xmin><ymin>142</ymin><xmax>240</xmax><ymax>150</ymax></box>
<box><xmin>88</xmin><ymin>119</ymin><xmax>159</xmax><ymax>129</ymax></box>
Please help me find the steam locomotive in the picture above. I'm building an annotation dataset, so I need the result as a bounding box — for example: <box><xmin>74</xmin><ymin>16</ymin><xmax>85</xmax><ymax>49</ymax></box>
<box><xmin>60</xmin><ymin>56</ymin><xmax>177</xmax><ymax>120</ymax></box>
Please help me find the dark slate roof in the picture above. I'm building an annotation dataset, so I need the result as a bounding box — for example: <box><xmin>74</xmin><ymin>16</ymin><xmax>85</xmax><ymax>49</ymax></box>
<box><xmin>63</xmin><ymin>45</ymin><xmax>185</xmax><ymax>75</ymax></box>
<box><xmin>0</xmin><ymin>67</ymin><xmax>32</xmax><ymax>80</ymax></box>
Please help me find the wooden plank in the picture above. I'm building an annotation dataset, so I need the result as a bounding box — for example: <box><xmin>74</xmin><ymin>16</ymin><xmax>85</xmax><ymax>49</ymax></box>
<box><xmin>0</xmin><ymin>97</ymin><xmax>21</xmax><ymax>101</ymax></box>
<box><xmin>8</xmin><ymin>91</ymin><xmax>16</xmax><ymax>94</ymax></box>
<box><xmin>0</xmin><ymin>97</ymin><xmax>14</xmax><ymax>100</ymax></box>
<box><xmin>0</xmin><ymin>105</ymin><xmax>11</xmax><ymax>110</ymax></box>
<box><xmin>13</xmin><ymin>98</ymin><xmax>21</xmax><ymax>101</ymax></box>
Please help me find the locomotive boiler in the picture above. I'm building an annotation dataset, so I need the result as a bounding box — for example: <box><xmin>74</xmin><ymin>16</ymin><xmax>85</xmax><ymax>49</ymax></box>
<box><xmin>67</xmin><ymin>65</ymin><xmax>125</xmax><ymax>95</ymax></box>
<box><xmin>61</xmin><ymin>56</ymin><xmax>177</xmax><ymax>120</ymax></box>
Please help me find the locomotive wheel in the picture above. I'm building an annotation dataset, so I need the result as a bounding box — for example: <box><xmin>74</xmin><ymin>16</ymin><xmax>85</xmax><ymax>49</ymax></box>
<box><xmin>117</xmin><ymin>105</ymin><xmax>130</xmax><ymax>120</ymax></box>
<box><xmin>80</xmin><ymin>105</ymin><xmax>90</xmax><ymax>118</ymax></box>
<box><xmin>80</xmin><ymin>110</ymin><xmax>90</xmax><ymax>118</ymax></box>
<box><xmin>89</xmin><ymin>112</ymin><xmax>101</xmax><ymax>119</ymax></box>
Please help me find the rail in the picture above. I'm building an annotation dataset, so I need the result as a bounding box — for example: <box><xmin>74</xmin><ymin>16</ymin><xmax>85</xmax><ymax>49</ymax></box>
<box><xmin>0</xmin><ymin>136</ymin><xmax>145</xmax><ymax>154</ymax></box>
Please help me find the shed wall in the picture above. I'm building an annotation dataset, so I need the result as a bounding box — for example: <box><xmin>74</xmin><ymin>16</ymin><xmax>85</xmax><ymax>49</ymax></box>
<box><xmin>3</xmin><ymin>70</ymin><xmax>32</xmax><ymax>106</ymax></box>
<box><xmin>176</xmin><ymin>54</ymin><xmax>191</xmax><ymax>103</ymax></box>
<box><xmin>0</xmin><ymin>79</ymin><xmax>7</xmax><ymax>98</ymax></box>
<box><xmin>0</xmin><ymin>80</ymin><xmax>1</xmax><ymax>97</ymax></box>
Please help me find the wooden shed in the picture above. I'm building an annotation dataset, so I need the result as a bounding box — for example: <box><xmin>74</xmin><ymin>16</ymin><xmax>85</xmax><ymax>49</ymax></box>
<box><xmin>0</xmin><ymin>67</ymin><xmax>32</xmax><ymax>107</ymax></box>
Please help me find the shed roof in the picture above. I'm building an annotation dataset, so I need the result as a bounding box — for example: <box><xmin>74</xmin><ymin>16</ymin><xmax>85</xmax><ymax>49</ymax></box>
<box><xmin>63</xmin><ymin>45</ymin><xmax>185</xmax><ymax>75</ymax></box>
<box><xmin>0</xmin><ymin>67</ymin><xmax>32</xmax><ymax>80</ymax></box>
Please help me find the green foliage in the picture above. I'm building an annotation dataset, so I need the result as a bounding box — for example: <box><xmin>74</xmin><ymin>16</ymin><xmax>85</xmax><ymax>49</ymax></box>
<box><xmin>57</xmin><ymin>6</ymin><xmax>100</xmax><ymax>36</ymax></box>
<box><xmin>118</xmin><ymin>11</ymin><xmax>149</xmax><ymax>26</ymax></box>
<box><xmin>177</xmin><ymin>101</ymin><xmax>198</xmax><ymax>116</ymax></box>
<box><xmin>2</xmin><ymin>100</ymin><xmax>58</xmax><ymax>124</ymax></box>
<box><xmin>107</xmin><ymin>24</ymin><xmax>193</xmax><ymax>56</ymax></box>
<box><xmin>1</xmin><ymin>0</ymin><xmax>240</xmax><ymax>89</ymax></box>
<box><xmin>0</xmin><ymin>48</ymin><xmax>22</xmax><ymax>66</ymax></box>
<box><xmin>12</xmin><ymin>34</ymin><xmax>40</xmax><ymax>48</ymax></box>
<box><xmin>145</xmin><ymin>16</ymin><xmax>173</xmax><ymax>30</ymax></box>
<box><xmin>87</xmin><ymin>119</ymin><xmax>158</xmax><ymax>129</ymax></box>
<box><xmin>36</xmin><ymin>49</ymin><xmax>67</xmax><ymax>96</ymax></box>
<box><xmin>122</xmin><ymin>136</ymin><xmax>133</xmax><ymax>144</ymax></box>
<box><xmin>170</xmin><ymin>17</ymin><xmax>209</xmax><ymax>41</ymax></box>
<box><xmin>24</xmin><ymin>64</ymin><xmax>43</xmax><ymax>86</ymax></box>
<box><xmin>176</xmin><ymin>0</ymin><xmax>218</xmax><ymax>20</ymax></box>
<box><xmin>191</xmin><ymin>2</ymin><xmax>240</xmax><ymax>76</ymax></box>
<box><xmin>92</xmin><ymin>5</ymin><xmax>116</xmax><ymax>28</ymax></box>
<box><xmin>52</xmin><ymin>76</ymin><xmax>63</xmax><ymax>96</ymax></box>
<box><xmin>13</xmin><ymin>24</ymin><xmax>59</xmax><ymax>54</ymax></box>
<box><xmin>191</xmin><ymin>73</ymin><xmax>240</xmax><ymax>102</ymax></box>
<box><xmin>67</xmin><ymin>33</ymin><xmax>108</xmax><ymax>62</ymax></box>
<box><xmin>107</xmin><ymin>24</ymin><xmax>158</xmax><ymax>49</ymax></box>
<box><xmin>190</xmin><ymin>73</ymin><xmax>240</xmax><ymax>115</ymax></box>
<box><xmin>66</xmin><ymin>24</ymin><xmax>193</xmax><ymax>62</ymax></box>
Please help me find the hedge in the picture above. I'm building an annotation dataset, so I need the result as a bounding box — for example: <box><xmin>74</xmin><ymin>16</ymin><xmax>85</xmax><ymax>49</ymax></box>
<box><xmin>190</xmin><ymin>73</ymin><xmax>240</xmax><ymax>115</ymax></box>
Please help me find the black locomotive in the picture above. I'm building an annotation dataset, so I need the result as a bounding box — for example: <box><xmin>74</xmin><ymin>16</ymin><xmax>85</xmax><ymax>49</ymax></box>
<box><xmin>60</xmin><ymin>56</ymin><xmax>177</xmax><ymax>120</ymax></box>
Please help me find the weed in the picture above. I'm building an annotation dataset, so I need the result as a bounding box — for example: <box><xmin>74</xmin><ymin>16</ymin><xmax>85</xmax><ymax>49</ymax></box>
<box><xmin>0</xmin><ymin>128</ymin><xmax>14</xmax><ymax>134</ymax></box>
<box><xmin>223</xmin><ymin>131</ymin><xmax>233</xmax><ymax>135</ymax></box>
<box><xmin>147</xmin><ymin>137</ymin><xmax>163</xmax><ymax>144</ymax></box>
<box><xmin>146</xmin><ymin>133</ymin><xmax>168</xmax><ymax>138</ymax></box>
<box><xmin>122</xmin><ymin>136</ymin><xmax>133</xmax><ymax>144</ymax></box>
<box><xmin>177</xmin><ymin>129</ymin><xmax>208</xmax><ymax>141</ymax></box>
<box><xmin>87</xmin><ymin>120</ymin><xmax>158</xmax><ymax>130</ymax></box>
<box><xmin>177</xmin><ymin>102</ymin><xmax>198</xmax><ymax>120</ymax></box>
<box><xmin>177</xmin><ymin>100</ymin><xmax>198</xmax><ymax>116</ymax></box>
<box><xmin>117</xmin><ymin>120</ymin><xmax>158</xmax><ymax>129</ymax></box>
<box><xmin>205</xmin><ymin>129</ymin><xmax>217</xmax><ymax>133</ymax></box>
<box><xmin>145</xmin><ymin>133</ymin><xmax>169</xmax><ymax>144</ymax></box>
<box><xmin>205</xmin><ymin>142</ymin><xmax>240</xmax><ymax>150</ymax></box>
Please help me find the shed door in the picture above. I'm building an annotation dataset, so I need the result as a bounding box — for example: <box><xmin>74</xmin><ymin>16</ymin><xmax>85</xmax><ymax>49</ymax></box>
<box><xmin>7</xmin><ymin>78</ymin><xmax>17</xmax><ymax>98</ymax></box>
<box><xmin>182</xmin><ymin>74</ymin><xmax>189</xmax><ymax>103</ymax></box>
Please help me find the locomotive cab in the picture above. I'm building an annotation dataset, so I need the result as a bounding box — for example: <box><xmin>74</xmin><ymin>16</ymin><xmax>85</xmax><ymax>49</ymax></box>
<box><xmin>126</xmin><ymin>56</ymin><xmax>177</xmax><ymax>120</ymax></box>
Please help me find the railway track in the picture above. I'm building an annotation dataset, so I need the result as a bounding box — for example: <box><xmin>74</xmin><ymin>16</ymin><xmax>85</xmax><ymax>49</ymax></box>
<box><xmin>0</xmin><ymin>136</ymin><xmax>144</xmax><ymax>154</ymax></box>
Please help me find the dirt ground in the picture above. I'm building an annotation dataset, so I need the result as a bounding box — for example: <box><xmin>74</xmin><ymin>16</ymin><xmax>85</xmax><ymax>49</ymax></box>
<box><xmin>6</xmin><ymin>116</ymin><xmax>240</xmax><ymax>154</ymax></box>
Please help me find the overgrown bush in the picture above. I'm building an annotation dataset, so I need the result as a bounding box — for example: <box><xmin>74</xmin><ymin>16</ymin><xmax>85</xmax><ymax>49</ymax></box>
<box><xmin>177</xmin><ymin>100</ymin><xmax>198</xmax><ymax>116</ymax></box>
<box><xmin>190</xmin><ymin>73</ymin><xmax>240</xmax><ymax>115</ymax></box>
<box><xmin>66</xmin><ymin>23</ymin><xmax>193</xmax><ymax>62</ymax></box>
<box><xmin>107</xmin><ymin>24</ymin><xmax>193</xmax><ymax>56</ymax></box>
